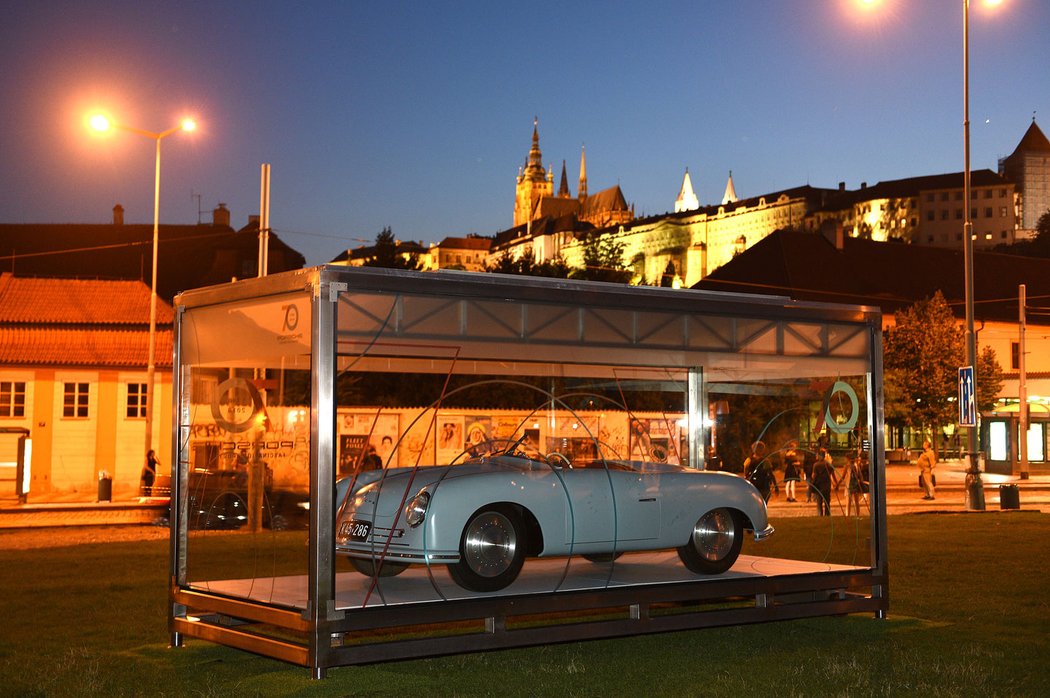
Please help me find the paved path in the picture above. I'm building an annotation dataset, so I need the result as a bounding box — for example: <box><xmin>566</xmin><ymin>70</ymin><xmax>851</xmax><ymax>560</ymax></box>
<box><xmin>1</xmin><ymin>459</ymin><xmax>1047</xmax><ymax>529</ymax></box>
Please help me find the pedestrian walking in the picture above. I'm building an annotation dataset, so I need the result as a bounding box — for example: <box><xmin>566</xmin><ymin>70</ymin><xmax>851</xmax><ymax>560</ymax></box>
<box><xmin>917</xmin><ymin>439</ymin><xmax>937</xmax><ymax>500</ymax></box>
<box><xmin>141</xmin><ymin>449</ymin><xmax>159</xmax><ymax>496</ymax></box>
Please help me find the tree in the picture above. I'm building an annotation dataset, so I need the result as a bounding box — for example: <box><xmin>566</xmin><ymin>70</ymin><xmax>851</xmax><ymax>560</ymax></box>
<box><xmin>570</xmin><ymin>232</ymin><xmax>632</xmax><ymax>283</ymax></box>
<box><xmin>484</xmin><ymin>251</ymin><xmax>570</xmax><ymax>278</ymax></box>
<box><xmin>883</xmin><ymin>291</ymin><xmax>1003</xmax><ymax>448</ymax></box>
<box><xmin>361</xmin><ymin>227</ymin><xmax>422</xmax><ymax>270</ymax></box>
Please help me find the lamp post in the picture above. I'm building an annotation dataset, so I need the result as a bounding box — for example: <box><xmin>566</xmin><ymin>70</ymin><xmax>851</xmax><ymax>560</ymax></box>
<box><xmin>89</xmin><ymin>114</ymin><xmax>196</xmax><ymax>461</ymax></box>
<box><xmin>961</xmin><ymin>0</ymin><xmax>1003</xmax><ymax>510</ymax></box>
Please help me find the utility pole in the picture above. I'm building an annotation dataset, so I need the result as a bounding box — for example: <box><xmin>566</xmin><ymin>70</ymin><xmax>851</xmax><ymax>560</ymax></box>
<box><xmin>1019</xmin><ymin>284</ymin><xmax>1029</xmax><ymax>479</ymax></box>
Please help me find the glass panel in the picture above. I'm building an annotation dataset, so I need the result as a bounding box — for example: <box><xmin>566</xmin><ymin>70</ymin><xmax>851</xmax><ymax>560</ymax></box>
<box><xmin>176</xmin><ymin>292</ymin><xmax>312</xmax><ymax>607</ymax></box>
<box><xmin>330</xmin><ymin>289</ymin><xmax>875</xmax><ymax>608</ymax></box>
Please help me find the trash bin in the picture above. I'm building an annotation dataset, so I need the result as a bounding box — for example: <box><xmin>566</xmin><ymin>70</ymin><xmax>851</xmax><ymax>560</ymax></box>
<box><xmin>999</xmin><ymin>483</ymin><xmax>1020</xmax><ymax>510</ymax></box>
<box><xmin>97</xmin><ymin>471</ymin><xmax>112</xmax><ymax>502</ymax></box>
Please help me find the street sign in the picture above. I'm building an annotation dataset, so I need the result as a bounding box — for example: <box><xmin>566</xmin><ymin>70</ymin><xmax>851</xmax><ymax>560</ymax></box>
<box><xmin>959</xmin><ymin>365</ymin><xmax>976</xmax><ymax>427</ymax></box>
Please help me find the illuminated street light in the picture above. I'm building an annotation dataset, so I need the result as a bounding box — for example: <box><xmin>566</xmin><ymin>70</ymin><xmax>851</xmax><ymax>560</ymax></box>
<box><xmin>962</xmin><ymin>0</ymin><xmax>1005</xmax><ymax>509</ymax></box>
<box><xmin>88</xmin><ymin>112</ymin><xmax>197</xmax><ymax>462</ymax></box>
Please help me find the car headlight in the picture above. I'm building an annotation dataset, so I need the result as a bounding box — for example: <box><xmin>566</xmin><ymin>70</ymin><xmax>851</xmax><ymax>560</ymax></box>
<box><xmin>405</xmin><ymin>491</ymin><xmax>430</xmax><ymax>527</ymax></box>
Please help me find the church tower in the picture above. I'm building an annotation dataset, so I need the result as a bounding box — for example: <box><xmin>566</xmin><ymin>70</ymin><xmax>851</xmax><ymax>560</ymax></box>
<box><xmin>514</xmin><ymin>118</ymin><xmax>554</xmax><ymax>226</ymax></box>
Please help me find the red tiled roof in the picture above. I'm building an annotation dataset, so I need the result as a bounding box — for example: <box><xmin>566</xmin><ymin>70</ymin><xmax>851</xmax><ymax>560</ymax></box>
<box><xmin>0</xmin><ymin>327</ymin><xmax>173</xmax><ymax>369</ymax></box>
<box><xmin>0</xmin><ymin>273</ymin><xmax>173</xmax><ymax>324</ymax></box>
<box><xmin>0</xmin><ymin>274</ymin><xmax>173</xmax><ymax>368</ymax></box>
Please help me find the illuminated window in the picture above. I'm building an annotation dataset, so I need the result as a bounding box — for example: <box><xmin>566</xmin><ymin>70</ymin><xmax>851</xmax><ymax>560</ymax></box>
<box><xmin>1000</xmin><ymin>207</ymin><xmax>1008</xmax><ymax>217</ymax></box>
<box><xmin>127</xmin><ymin>382</ymin><xmax>148</xmax><ymax>419</ymax></box>
<box><xmin>1027</xmin><ymin>423</ymin><xmax>1046</xmax><ymax>462</ymax></box>
<box><xmin>989</xmin><ymin>421</ymin><xmax>1008</xmax><ymax>461</ymax></box>
<box><xmin>0</xmin><ymin>381</ymin><xmax>26</xmax><ymax>417</ymax></box>
<box><xmin>62</xmin><ymin>382</ymin><xmax>89</xmax><ymax>418</ymax></box>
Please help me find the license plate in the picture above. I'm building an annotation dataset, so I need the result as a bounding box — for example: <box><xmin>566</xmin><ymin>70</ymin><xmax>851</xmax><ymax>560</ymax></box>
<box><xmin>340</xmin><ymin>519</ymin><xmax>371</xmax><ymax>542</ymax></box>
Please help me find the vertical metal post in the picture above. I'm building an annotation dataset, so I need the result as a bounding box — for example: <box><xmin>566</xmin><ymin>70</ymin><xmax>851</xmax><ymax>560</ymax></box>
<box><xmin>258</xmin><ymin>163</ymin><xmax>271</xmax><ymax>277</ymax></box>
<box><xmin>1019</xmin><ymin>284</ymin><xmax>1029</xmax><ymax>479</ymax></box>
<box><xmin>145</xmin><ymin>135</ymin><xmax>162</xmax><ymax>463</ymax></box>
<box><xmin>688</xmin><ymin>368</ymin><xmax>704</xmax><ymax>469</ymax></box>
<box><xmin>962</xmin><ymin>0</ymin><xmax>985</xmax><ymax>510</ymax></box>
<box><xmin>309</xmin><ymin>271</ymin><xmax>338</xmax><ymax>676</ymax></box>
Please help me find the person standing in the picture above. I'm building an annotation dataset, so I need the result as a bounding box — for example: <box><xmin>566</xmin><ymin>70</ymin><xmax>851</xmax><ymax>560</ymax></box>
<box><xmin>918</xmin><ymin>439</ymin><xmax>937</xmax><ymax>500</ymax></box>
<box><xmin>783</xmin><ymin>441</ymin><xmax>801</xmax><ymax>502</ymax></box>
<box><xmin>141</xmin><ymin>449</ymin><xmax>159</xmax><ymax>496</ymax></box>
<box><xmin>744</xmin><ymin>441</ymin><xmax>777</xmax><ymax>503</ymax></box>
<box><xmin>810</xmin><ymin>447</ymin><xmax>837</xmax><ymax>516</ymax></box>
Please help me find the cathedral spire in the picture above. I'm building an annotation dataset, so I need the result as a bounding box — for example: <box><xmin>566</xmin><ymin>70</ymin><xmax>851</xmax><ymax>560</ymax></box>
<box><xmin>675</xmin><ymin>168</ymin><xmax>699</xmax><ymax>213</ymax></box>
<box><xmin>523</xmin><ymin>116</ymin><xmax>546</xmax><ymax>183</ymax></box>
<box><xmin>722</xmin><ymin>171</ymin><xmax>738</xmax><ymax>205</ymax></box>
<box><xmin>578</xmin><ymin>145</ymin><xmax>588</xmax><ymax>201</ymax></box>
<box><xmin>558</xmin><ymin>160</ymin><xmax>570</xmax><ymax>198</ymax></box>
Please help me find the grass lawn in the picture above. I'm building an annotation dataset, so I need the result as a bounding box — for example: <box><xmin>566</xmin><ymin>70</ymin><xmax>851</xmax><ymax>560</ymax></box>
<box><xmin>1</xmin><ymin>513</ymin><xmax>1048</xmax><ymax>696</ymax></box>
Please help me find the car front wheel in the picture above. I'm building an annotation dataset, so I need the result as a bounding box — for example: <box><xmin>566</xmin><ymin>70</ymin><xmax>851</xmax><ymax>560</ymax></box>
<box><xmin>448</xmin><ymin>504</ymin><xmax>526</xmax><ymax>592</ymax></box>
<box><xmin>677</xmin><ymin>508</ymin><xmax>743</xmax><ymax>575</ymax></box>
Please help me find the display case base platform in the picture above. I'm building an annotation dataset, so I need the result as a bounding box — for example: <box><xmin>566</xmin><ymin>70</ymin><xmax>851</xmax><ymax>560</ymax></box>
<box><xmin>171</xmin><ymin>551</ymin><xmax>887</xmax><ymax>677</ymax></box>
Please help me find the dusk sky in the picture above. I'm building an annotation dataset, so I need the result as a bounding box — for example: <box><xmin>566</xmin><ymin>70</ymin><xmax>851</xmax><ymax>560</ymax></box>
<box><xmin>2</xmin><ymin>0</ymin><xmax>1047</xmax><ymax>265</ymax></box>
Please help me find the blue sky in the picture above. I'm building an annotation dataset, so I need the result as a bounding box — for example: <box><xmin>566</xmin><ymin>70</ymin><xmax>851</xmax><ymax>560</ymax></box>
<box><xmin>2</xmin><ymin>0</ymin><xmax>1047</xmax><ymax>265</ymax></box>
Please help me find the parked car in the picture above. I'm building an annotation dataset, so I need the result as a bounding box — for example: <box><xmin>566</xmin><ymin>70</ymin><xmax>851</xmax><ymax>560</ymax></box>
<box><xmin>334</xmin><ymin>439</ymin><xmax>773</xmax><ymax>592</ymax></box>
<box><xmin>164</xmin><ymin>470</ymin><xmax>310</xmax><ymax>531</ymax></box>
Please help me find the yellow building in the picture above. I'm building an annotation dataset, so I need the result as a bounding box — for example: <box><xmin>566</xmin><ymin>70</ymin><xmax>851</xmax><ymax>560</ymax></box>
<box><xmin>0</xmin><ymin>274</ymin><xmax>173</xmax><ymax>499</ymax></box>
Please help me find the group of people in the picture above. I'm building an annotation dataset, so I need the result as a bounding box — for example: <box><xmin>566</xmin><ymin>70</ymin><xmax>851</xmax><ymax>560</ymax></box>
<box><xmin>743</xmin><ymin>439</ymin><xmax>870</xmax><ymax>517</ymax></box>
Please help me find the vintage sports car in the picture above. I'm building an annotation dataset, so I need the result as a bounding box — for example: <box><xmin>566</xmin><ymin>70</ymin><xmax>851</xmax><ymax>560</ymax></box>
<box><xmin>335</xmin><ymin>438</ymin><xmax>774</xmax><ymax>592</ymax></box>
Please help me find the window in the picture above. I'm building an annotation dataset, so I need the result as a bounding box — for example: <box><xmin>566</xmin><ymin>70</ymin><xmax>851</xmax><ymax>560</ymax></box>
<box><xmin>941</xmin><ymin>210</ymin><xmax>949</xmax><ymax>221</ymax></box>
<box><xmin>983</xmin><ymin>189</ymin><xmax>992</xmax><ymax>199</ymax></box>
<box><xmin>956</xmin><ymin>209</ymin><xmax>963</xmax><ymax>220</ymax></box>
<box><xmin>941</xmin><ymin>192</ymin><xmax>949</xmax><ymax>202</ymax></box>
<box><xmin>0</xmin><ymin>381</ymin><xmax>26</xmax><ymax>417</ymax></box>
<box><xmin>1000</xmin><ymin>207</ymin><xmax>1008</xmax><ymax>217</ymax></box>
<box><xmin>955</xmin><ymin>191</ymin><xmax>963</xmax><ymax>201</ymax></box>
<box><xmin>63</xmin><ymin>382</ymin><xmax>89</xmax><ymax>418</ymax></box>
<box><xmin>1011</xmin><ymin>342</ymin><xmax>1020</xmax><ymax>370</ymax></box>
<box><xmin>985</xmin><ymin>207</ymin><xmax>993</xmax><ymax>218</ymax></box>
<box><xmin>127</xmin><ymin>382</ymin><xmax>148</xmax><ymax>418</ymax></box>
<box><xmin>927</xmin><ymin>211</ymin><xmax>935</xmax><ymax>222</ymax></box>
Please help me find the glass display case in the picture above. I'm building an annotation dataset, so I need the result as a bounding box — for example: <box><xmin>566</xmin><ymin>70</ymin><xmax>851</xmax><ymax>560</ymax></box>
<box><xmin>169</xmin><ymin>266</ymin><xmax>887</xmax><ymax>677</ymax></box>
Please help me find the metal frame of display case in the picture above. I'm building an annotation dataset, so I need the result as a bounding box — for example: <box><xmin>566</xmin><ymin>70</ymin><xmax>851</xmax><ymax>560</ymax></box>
<box><xmin>168</xmin><ymin>265</ymin><xmax>889</xmax><ymax>679</ymax></box>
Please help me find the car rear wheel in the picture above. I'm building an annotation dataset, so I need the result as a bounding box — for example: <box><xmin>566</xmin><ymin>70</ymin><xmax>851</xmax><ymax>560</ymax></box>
<box><xmin>349</xmin><ymin>557</ymin><xmax>409</xmax><ymax>577</ymax></box>
<box><xmin>677</xmin><ymin>508</ymin><xmax>743</xmax><ymax>575</ymax></box>
<box><xmin>448</xmin><ymin>504</ymin><xmax>526</xmax><ymax>592</ymax></box>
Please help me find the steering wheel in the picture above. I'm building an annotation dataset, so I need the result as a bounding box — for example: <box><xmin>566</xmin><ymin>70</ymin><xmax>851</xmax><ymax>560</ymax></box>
<box><xmin>547</xmin><ymin>452</ymin><xmax>572</xmax><ymax>469</ymax></box>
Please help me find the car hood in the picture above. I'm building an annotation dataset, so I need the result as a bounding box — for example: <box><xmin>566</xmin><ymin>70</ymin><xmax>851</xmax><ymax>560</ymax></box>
<box><xmin>340</xmin><ymin>456</ymin><xmax>548</xmax><ymax>517</ymax></box>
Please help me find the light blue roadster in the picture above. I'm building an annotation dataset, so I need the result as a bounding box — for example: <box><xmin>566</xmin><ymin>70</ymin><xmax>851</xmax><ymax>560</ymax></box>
<box><xmin>335</xmin><ymin>441</ymin><xmax>774</xmax><ymax>592</ymax></box>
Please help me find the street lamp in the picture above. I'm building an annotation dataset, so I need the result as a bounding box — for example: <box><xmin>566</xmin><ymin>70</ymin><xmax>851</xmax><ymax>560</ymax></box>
<box><xmin>88</xmin><ymin>113</ymin><xmax>197</xmax><ymax>461</ymax></box>
<box><xmin>962</xmin><ymin>0</ymin><xmax>1004</xmax><ymax>509</ymax></box>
